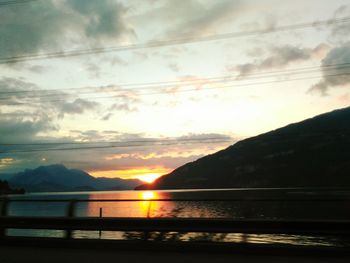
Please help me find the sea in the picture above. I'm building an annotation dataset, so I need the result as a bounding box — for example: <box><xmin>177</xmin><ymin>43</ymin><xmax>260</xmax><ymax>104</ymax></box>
<box><xmin>3</xmin><ymin>188</ymin><xmax>350</xmax><ymax>246</ymax></box>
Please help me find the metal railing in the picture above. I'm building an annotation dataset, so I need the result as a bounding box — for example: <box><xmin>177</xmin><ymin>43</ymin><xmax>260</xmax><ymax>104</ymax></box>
<box><xmin>0</xmin><ymin>196</ymin><xmax>350</xmax><ymax>242</ymax></box>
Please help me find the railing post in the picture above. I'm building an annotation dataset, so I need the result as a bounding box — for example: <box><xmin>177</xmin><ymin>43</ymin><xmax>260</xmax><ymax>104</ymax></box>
<box><xmin>65</xmin><ymin>200</ymin><xmax>76</xmax><ymax>239</ymax></box>
<box><xmin>0</xmin><ymin>198</ymin><xmax>8</xmax><ymax>238</ymax></box>
<box><xmin>99</xmin><ymin>207</ymin><xmax>103</xmax><ymax>239</ymax></box>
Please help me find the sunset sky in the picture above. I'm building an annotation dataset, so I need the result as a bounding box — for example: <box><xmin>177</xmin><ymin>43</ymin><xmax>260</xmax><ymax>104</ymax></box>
<box><xmin>0</xmin><ymin>0</ymin><xmax>350</xmax><ymax>182</ymax></box>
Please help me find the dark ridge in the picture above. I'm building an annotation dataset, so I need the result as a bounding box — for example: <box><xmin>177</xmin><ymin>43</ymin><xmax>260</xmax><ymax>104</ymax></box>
<box><xmin>136</xmin><ymin>107</ymin><xmax>350</xmax><ymax>190</ymax></box>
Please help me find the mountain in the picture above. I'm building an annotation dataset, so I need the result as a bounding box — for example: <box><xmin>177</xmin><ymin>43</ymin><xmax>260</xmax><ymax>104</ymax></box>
<box><xmin>4</xmin><ymin>164</ymin><xmax>141</xmax><ymax>192</ymax></box>
<box><xmin>136</xmin><ymin>107</ymin><xmax>350</xmax><ymax>190</ymax></box>
<box><xmin>0</xmin><ymin>173</ymin><xmax>15</xmax><ymax>181</ymax></box>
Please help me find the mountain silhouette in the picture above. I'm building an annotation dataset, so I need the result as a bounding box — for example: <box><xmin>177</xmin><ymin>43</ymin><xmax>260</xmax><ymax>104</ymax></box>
<box><xmin>4</xmin><ymin>164</ymin><xmax>141</xmax><ymax>192</ymax></box>
<box><xmin>136</xmin><ymin>107</ymin><xmax>350</xmax><ymax>190</ymax></box>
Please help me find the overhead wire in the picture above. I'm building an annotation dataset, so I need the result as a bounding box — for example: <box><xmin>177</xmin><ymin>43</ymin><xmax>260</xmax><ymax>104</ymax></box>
<box><xmin>0</xmin><ymin>139</ymin><xmax>232</xmax><ymax>154</ymax></box>
<box><xmin>0</xmin><ymin>0</ymin><xmax>37</xmax><ymax>6</ymax></box>
<box><xmin>0</xmin><ymin>16</ymin><xmax>349</xmax><ymax>64</ymax></box>
<box><xmin>0</xmin><ymin>61</ymin><xmax>349</xmax><ymax>100</ymax></box>
<box><xmin>0</xmin><ymin>62</ymin><xmax>341</xmax><ymax>95</ymax></box>
<box><xmin>1</xmin><ymin>71</ymin><xmax>349</xmax><ymax>106</ymax></box>
<box><xmin>0</xmin><ymin>136</ymin><xmax>232</xmax><ymax>146</ymax></box>
<box><xmin>0</xmin><ymin>62</ymin><xmax>350</xmax><ymax>103</ymax></box>
<box><xmin>2</xmin><ymin>128</ymin><xmax>349</xmax><ymax>154</ymax></box>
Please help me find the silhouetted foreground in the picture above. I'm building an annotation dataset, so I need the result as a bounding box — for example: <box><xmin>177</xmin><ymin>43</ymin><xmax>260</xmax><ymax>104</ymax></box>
<box><xmin>0</xmin><ymin>239</ymin><xmax>349</xmax><ymax>263</ymax></box>
<box><xmin>137</xmin><ymin>107</ymin><xmax>350</xmax><ymax>190</ymax></box>
<box><xmin>0</xmin><ymin>180</ymin><xmax>24</xmax><ymax>195</ymax></box>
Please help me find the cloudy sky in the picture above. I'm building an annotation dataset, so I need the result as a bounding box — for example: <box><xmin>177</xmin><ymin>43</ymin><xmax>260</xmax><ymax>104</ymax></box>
<box><xmin>0</xmin><ymin>0</ymin><xmax>350</xmax><ymax>182</ymax></box>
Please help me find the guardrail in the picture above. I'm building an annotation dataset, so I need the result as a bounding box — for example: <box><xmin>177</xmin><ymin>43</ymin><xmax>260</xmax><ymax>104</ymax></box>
<box><xmin>1</xmin><ymin>216</ymin><xmax>350</xmax><ymax>238</ymax></box>
<box><xmin>0</xmin><ymin>197</ymin><xmax>350</xmax><ymax>242</ymax></box>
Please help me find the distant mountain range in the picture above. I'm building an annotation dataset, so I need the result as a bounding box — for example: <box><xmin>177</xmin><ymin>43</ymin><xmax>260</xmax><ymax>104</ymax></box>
<box><xmin>136</xmin><ymin>107</ymin><xmax>350</xmax><ymax>190</ymax></box>
<box><xmin>0</xmin><ymin>164</ymin><xmax>142</xmax><ymax>192</ymax></box>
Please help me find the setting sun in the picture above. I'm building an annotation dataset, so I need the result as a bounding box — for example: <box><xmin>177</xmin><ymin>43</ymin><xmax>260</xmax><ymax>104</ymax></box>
<box><xmin>89</xmin><ymin>167</ymin><xmax>170</xmax><ymax>183</ymax></box>
<box><xmin>141</xmin><ymin>191</ymin><xmax>156</xmax><ymax>200</ymax></box>
<box><xmin>138</xmin><ymin>173</ymin><xmax>162</xmax><ymax>184</ymax></box>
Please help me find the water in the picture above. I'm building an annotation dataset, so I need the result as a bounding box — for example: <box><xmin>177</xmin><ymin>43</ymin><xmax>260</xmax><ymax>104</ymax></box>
<box><xmin>4</xmin><ymin>188</ymin><xmax>350</xmax><ymax>246</ymax></box>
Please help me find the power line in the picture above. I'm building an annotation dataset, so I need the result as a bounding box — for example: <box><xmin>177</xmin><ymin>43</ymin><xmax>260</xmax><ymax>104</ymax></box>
<box><xmin>0</xmin><ymin>0</ymin><xmax>37</xmax><ymax>6</ymax></box>
<box><xmin>0</xmin><ymin>66</ymin><xmax>329</xmax><ymax>100</ymax></box>
<box><xmin>1</xmin><ymin>61</ymin><xmax>349</xmax><ymax>99</ymax></box>
<box><xmin>0</xmin><ymin>136</ymin><xmax>231</xmax><ymax>146</ymax></box>
<box><xmin>0</xmin><ymin>139</ymin><xmax>232</xmax><ymax>154</ymax></box>
<box><xmin>2</xmin><ymin>128</ymin><xmax>349</xmax><ymax>154</ymax></box>
<box><xmin>0</xmin><ymin>66</ymin><xmax>332</xmax><ymax>100</ymax></box>
<box><xmin>2</xmin><ymin>71</ymin><xmax>349</xmax><ymax>106</ymax></box>
<box><xmin>0</xmin><ymin>16</ymin><xmax>349</xmax><ymax>64</ymax></box>
<box><xmin>137</xmin><ymin>71</ymin><xmax>350</xmax><ymax>96</ymax></box>
<box><xmin>0</xmin><ymin>63</ymin><xmax>350</xmax><ymax>101</ymax></box>
<box><xmin>0</xmin><ymin>71</ymin><xmax>346</xmax><ymax>105</ymax></box>
<box><xmin>1</xmin><ymin>67</ymin><xmax>345</xmax><ymax>101</ymax></box>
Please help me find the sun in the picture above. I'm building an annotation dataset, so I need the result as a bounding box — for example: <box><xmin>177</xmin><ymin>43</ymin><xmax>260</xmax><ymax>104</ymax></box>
<box><xmin>141</xmin><ymin>191</ymin><xmax>155</xmax><ymax>200</ymax></box>
<box><xmin>138</xmin><ymin>173</ymin><xmax>162</xmax><ymax>184</ymax></box>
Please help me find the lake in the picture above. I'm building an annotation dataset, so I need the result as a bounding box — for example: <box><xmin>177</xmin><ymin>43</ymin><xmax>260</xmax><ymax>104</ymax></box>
<box><xmin>4</xmin><ymin>188</ymin><xmax>350</xmax><ymax>246</ymax></box>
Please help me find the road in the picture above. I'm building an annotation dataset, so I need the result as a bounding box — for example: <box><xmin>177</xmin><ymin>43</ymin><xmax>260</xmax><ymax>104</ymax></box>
<box><xmin>1</xmin><ymin>245</ymin><xmax>349</xmax><ymax>263</ymax></box>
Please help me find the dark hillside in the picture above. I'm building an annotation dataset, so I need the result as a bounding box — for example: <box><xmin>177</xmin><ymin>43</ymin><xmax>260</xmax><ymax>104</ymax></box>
<box><xmin>137</xmin><ymin>107</ymin><xmax>350</xmax><ymax>189</ymax></box>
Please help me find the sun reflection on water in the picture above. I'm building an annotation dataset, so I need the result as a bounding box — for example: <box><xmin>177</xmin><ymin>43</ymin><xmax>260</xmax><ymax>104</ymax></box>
<box><xmin>141</xmin><ymin>191</ymin><xmax>156</xmax><ymax>200</ymax></box>
<box><xmin>82</xmin><ymin>191</ymin><xmax>176</xmax><ymax>218</ymax></box>
<box><xmin>139</xmin><ymin>191</ymin><xmax>157</xmax><ymax>217</ymax></box>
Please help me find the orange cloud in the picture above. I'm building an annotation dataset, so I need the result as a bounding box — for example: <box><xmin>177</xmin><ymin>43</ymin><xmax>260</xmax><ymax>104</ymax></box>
<box><xmin>104</xmin><ymin>146</ymin><xmax>225</xmax><ymax>161</ymax></box>
<box><xmin>0</xmin><ymin>158</ymin><xmax>14</xmax><ymax>167</ymax></box>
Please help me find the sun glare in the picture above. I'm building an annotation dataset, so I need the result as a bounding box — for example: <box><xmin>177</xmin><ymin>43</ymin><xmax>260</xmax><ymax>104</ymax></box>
<box><xmin>89</xmin><ymin>167</ymin><xmax>170</xmax><ymax>183</ymax></box>
<box><xmin>141</xmin><ymin>191</ymin><xmax>155</xmax><ymax>200</ymax></box>
<box><xmin>138</xmin><ymin>173</ymin><xmax>162</xmax><ymax>183</ymax></box>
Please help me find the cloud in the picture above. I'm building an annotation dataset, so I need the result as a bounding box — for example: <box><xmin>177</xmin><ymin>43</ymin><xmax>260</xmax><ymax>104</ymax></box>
<box><xmin>67</xmin><ymin>0</ymin><xmax>134</xmax><ymax>40</ymax></box>
<box><xmin>0</xmin><ymin>115</ymin><xmax>56</xmax><ymax>144</ymax></box>
<box><xmin>0</xmin><ymin>77</ymin><xmax>41</xmax><ymax>106</ymax></box>
<box><xmin>68</xmin><ymin>130</ymin><xmax>146</xmax><ymax>142</ymax></box>
<box><xmin>0</xmin><ymin>119</ymin><xmax>62</xmax><ymax>172</ymax></box>
<box><xmin>104</xmin><ymin>93</ymin><xmax>140</xmax><ymax>113</ymax></box>
<box><xmin>168</xmin><ymin>63</ymin><xmax>180</xmax><ymax>72</ymax></box>
<box><xmin>134</xmin><ymin>0</ymin><xmax>244</xmax><ymax>39</ymax></box>
<box><xmin>102</xmin><ymin>133</ymin><xmax>233</xmax><ymax>163</ymax></box>
<box><xmin>0</xmin><ymin>77</ymin><xmax>102</xmax><ymax>120</ymax></box>
<box><xmin>233</xmin><ymin>44</ymin><xmax>330</xmax><ymax>76</ymax></box>
<box><xmin>0</xmin><ymin>77</ymin><xmax>38</xmax><ymax>93</ymax></box>
<box><xmin>27</xmin><ymin>65</ymin><xmax>48</xmax><ymax>74</ymax></box>
<box><xmin>109</xmin><ymin>102</ymin><xmax>137</xmax><ymax>112</ymax></box>
<box><xmin>166</xmin><ymin>0</ymin><xmax>244</xmax><ymax>38</ymax></box>
<box><xmin>310</xmin><ymin>43</ymin><xmax>350</xmax><ymax>94</ymax></box>
<box><xmin>0</xmin><ymin>0</ymin><xmax>134</xmax><ymax>59</ymax></box>
<box><xmin>101</xmin><ymin>113</ymin><xmax>113</xmax><ymax>121</ymax></box>
<box><xmin>56</xmin><ymin>98</ymin><xmax>99</xmax><ymax>118</ymax></box>
<box><xmin>60</xmin><ymin>132</ymin><xmax>235</xmax><ymax>174</ymax></box>
<box><xmin>6</xmin><ymin>63</ymin><xmax>50</xmax><ymax>74</ymax></box>
<box><xmin>329</xmin><ymin>5</ymin><xmax>350</xmax><ymax>44</ymax></box>
<box><xmin>0</xmin><ymin>130</ymin><xmax>234</xmax><ymax>175</ymax></box>
<box><xmin>84</xmin><ymin>62</ymin><xmax>102</xmax><ymax>79</ymax></box>
<box><xmin>0</xmin><ymin>158</ymin><xmax>14</xmax><ymax>167</ymax></box>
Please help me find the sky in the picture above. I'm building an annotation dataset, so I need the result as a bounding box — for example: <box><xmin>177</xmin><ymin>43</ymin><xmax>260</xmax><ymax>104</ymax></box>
<box><xmin>0</xmin><ymin>0</ymin><xmax>350</xmax><ymax>182</ymax></box>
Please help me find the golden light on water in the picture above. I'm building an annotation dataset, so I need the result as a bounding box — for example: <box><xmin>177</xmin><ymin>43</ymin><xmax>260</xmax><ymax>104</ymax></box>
<box><xmin>139</xmin><ymin>191</ymin><xmax>157</xmax><ymax>217</ymax></box>
<box><xmin>84</xmin><ymin>191</ymin><xmax>175</xmax><ymax>218</ymax></box>
<box><xmin>141</xmin><ymin>191</ymin><xmax>156</xmax><ymax>200</ymax></box>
